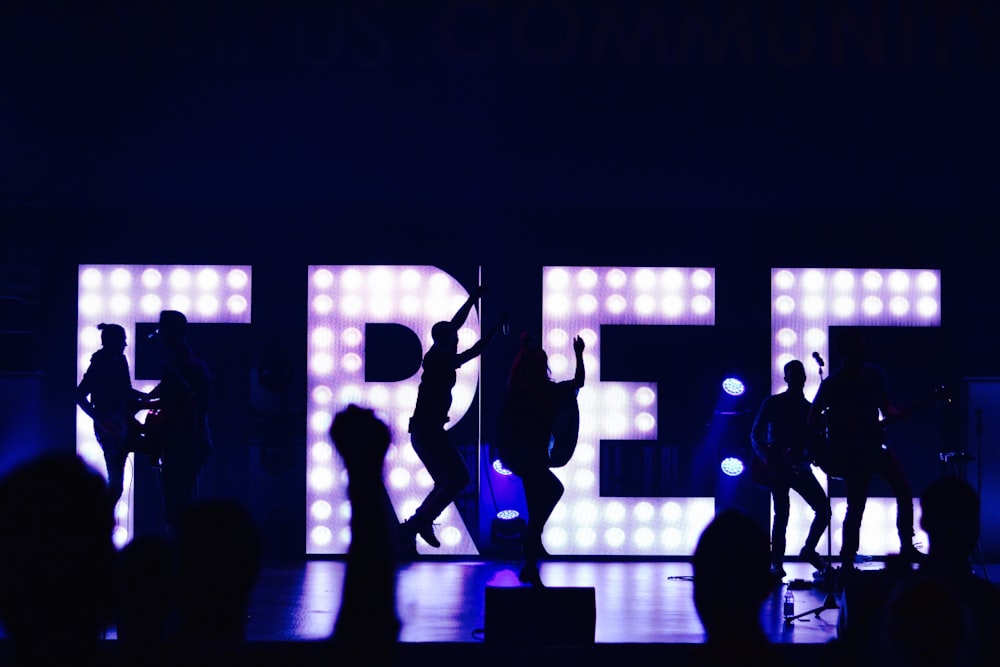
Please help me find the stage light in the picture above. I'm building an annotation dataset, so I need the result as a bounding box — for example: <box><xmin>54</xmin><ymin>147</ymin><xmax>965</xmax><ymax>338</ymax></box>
<box><xmin>721</xmin><ymin>377</ymin><xmax>745</xmax><ymax>396</ymax></box>
<box><xmin>720</xmin><ymin>456</ymin><xmax>745</xmax><ymax>477</ymax></box>
<box><xmin>491</xmin><ymin>511</ymin><xmax>526</xmax><ymax>555</ymax></box>
<box><xmin>492</xmin><ymin>459</ymin><xmax>513</xmax><ymax>476</ymax></box>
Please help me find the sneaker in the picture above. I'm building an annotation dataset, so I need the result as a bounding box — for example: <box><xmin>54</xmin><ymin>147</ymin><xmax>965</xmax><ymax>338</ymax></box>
<box><xmin>770</xmin><ymin>563</ymin><xmax>787</xmax><ymax>579</ymax></box>
<box><xmin>799</xmin><ymin>547</ymin><xmax>829</xmax><ymax>573</ymax></box>
<box><xmin>418</xmin><ymin>523</ymin><xmax>441</xmax><ymax>548</ymax></box>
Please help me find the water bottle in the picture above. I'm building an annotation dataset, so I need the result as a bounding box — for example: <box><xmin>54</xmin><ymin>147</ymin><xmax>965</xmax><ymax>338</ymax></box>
<box><xmin>783</xmin><ymin>589</ymin><xmax>795</xmax><ymax>620</ymax></box>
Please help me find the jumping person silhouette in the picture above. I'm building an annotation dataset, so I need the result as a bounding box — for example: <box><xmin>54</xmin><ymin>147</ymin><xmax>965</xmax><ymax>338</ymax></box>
<box><xmin>399</xmin><ymin>285</ymin><xmax>507</xmax><ymax>552</ymax></box>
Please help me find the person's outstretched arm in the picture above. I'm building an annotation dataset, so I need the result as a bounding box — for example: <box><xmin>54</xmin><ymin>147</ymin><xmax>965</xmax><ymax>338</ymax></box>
<box><xmin>455</xmin><ymin>314</ymin><xmax>508</xmax><ymax>368</ymax></box>
<box><xmin>570</xmin><ymin>335</ymin><xmax>586</xmax><ymax>389</ymax></box>
<box><xmin>329</xmin><ymin>405</ymin><xmax>401</xmax><ymax>653</ymax></box>
<box><xmin>449</xmin><ymin>285</ymin><xmax>485</xmax><ymax>330</ymax></box>
<box><xmin>75</xmin><ymin>370</ymin><xmax>98</xmax><ymax>423</ymax></box>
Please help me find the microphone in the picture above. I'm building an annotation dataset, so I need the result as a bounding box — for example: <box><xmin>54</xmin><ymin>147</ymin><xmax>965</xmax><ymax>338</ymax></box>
<box><xmin>812</xmin><ymin>351</ymin><xmax>825</xmax><ymax>368</ymax></box>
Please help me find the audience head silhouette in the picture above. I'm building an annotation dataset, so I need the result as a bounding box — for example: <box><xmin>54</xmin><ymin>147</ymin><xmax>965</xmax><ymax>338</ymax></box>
<box><xmin>920</xmin><ymin>475</ymin><xmax>980</xmax><ymax>562</ymax></box>
<box><xmin>115</xmin><ymin>533</ymin><xmax>175</xmax><ymax>652</ymax></box>
<box><xmin>692</xmin><ymin>508</ymin><xmax>777</xmax><ymax>641</ymax></box>
<box><xmin>0</xmin><ymin>452</ymin><xmax>116</xmax><ymax>662</ymax></box>
<box><xmin>170</xmin><ymin>498</ymin><xmax>262</xmax><ymax>644</ymax></box>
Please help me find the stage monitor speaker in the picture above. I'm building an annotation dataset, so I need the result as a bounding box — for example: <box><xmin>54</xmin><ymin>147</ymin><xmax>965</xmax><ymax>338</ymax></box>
<box><xmin>484</xmin><ymin>585</ymin><xmax>596</xmax><ymax>646</ymax></box>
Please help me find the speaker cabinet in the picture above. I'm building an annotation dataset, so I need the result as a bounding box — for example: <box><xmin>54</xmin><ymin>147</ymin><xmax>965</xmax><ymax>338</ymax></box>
<box><xmin>484</xmin><ymin>585</ymin><xmax>596</xmax><ymax>646</ymax></box>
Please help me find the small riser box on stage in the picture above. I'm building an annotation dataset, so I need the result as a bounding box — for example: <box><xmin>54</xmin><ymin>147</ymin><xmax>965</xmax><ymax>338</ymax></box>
<box><xmin>484</xmin><ymin>586</ymin><xmax>596</xmax><ymax>646</ymax></box>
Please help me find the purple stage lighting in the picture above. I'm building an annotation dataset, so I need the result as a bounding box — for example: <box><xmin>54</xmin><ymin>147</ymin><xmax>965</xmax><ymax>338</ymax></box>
<box><xmin>721</xmin><ymin>377</ymin><xmax>745</xmax><ymax>396</ymax></box>
<box><xmin>720</xmin><ymin>456</ymin><xmax>745</xmax><ymax>477</ymax></box>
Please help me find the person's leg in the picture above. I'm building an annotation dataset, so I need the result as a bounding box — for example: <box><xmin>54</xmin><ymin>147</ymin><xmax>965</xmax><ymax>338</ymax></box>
<box><xmin>518</xmin><ymin>467</ymin><xmax>564</xmax><ymax>586</ymax></box>
<box><xmin>840</xmin><ymin>468</ymin><xmax>873</xmax><ymax>567</ymax></box>
<box><xmin>103</xmin><ymin>445</ymin><xmax>128</xmax><ymax>508</ymax></box>
<box><xmin>874</xmin><ymin>447</ymin><xmax>918</xmax><ymax>557</ymax></box>
<box><xmin>404</xmin><ymin>427</ymin><xmax>470</xmax><ymax>547</ymax></box>
<box><xmin>525</xmin><ymin>469</ymin><xmax>564</xmax><ymax>556</ymax></box>
<box><xmin>770</xmin><ymin>485</ymin><xmax>791</xmax><ymax>573</ymax></box>
<box><xmin>793</xmin><ymin>470</ymin><xmax>832</xmax><ymax>570</ymax></box>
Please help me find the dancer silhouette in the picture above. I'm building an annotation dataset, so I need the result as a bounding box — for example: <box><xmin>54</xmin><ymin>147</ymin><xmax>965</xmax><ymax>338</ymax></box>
<box><xmin>497</xmin><ymin>332</ymin><xmax>585</xmax><ymax>586</ymax></box>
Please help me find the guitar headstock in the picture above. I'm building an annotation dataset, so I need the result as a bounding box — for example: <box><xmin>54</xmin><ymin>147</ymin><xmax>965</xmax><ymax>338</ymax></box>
<box><xmin>895</xmin><ymin>386</ymin><xmax>952</xmax><ymax>422</ymax></box>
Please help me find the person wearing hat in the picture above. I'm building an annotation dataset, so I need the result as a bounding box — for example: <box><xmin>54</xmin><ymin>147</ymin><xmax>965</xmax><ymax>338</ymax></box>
<box><xmin>76</xmin><ymin>322</ymin><xmax>149</xmax><ymax>507</ymax></box>
<box><xmin>399</xmin><ymin>286</ymin><xmax>508</xmax><ymax>554</ymax></box>
<box><xmin>145</xmin><ymin>310</ymin><xmax>213</xmax><ymax>535</ymax></box>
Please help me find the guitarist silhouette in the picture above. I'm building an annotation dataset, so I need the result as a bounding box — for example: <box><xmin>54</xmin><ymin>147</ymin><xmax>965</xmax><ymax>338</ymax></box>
<box><xmin>808</xmin><ymin>329</ymin><xmax>925</xmax><ymax>570</ymax></box>
<box><xmin>750</xmin><ymin>359</ymin><xmax>830</xmax><ymax>577</ymax></box>
<box><xmin>76</xmin><ymin>323</ymin><xmax>151</xmax><ymax>507</ymax></box>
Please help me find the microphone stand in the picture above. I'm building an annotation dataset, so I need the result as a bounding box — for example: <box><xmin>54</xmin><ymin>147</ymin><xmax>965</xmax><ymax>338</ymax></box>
<box><xmin>788</xmin><ymin>358</ymin><xmax>839</xmax><ymax>624</ymax></box>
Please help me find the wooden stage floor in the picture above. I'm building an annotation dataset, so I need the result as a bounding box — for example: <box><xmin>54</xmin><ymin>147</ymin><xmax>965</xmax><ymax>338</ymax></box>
<box><xmin>242</xmin><ymin>558</ymin><xmax>851</xmax><ymax>644</ymax></box>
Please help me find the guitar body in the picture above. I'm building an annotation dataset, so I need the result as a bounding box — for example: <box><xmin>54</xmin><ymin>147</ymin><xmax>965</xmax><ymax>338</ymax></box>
<box><xmin>94</xmin><ymin>396</ymin><xmax>149</xmax><ymax>454</ymax></box>
<box><xmin>751</xmin><ymin>446</ymin><xmax>813</xmax><ymax>487</ymax></box>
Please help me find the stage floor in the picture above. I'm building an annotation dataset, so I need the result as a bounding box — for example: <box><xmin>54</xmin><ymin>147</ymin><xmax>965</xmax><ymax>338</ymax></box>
<box><xmin>242</xmin><ymin>558</ymin><xmax>851</xmax><ymax>644</ymax></box>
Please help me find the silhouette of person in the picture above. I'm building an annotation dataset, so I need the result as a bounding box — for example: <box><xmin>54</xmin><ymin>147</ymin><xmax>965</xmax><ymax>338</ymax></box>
<box><xmin>750</xmin><ymin>359</ymin><xmax>830</xmax><ymax>577</ymax></box>
<box><xmin>496</xmin><ymin>332</ymin><xmax>585</xmax><ymax>587</ymax></box>
<box><xmin>0</xmin><ymin>452</ymin><xmax>117</xmax><ymax>666</ymax></box>
<box><xmin>328</xmin><ymin>404</ymin><xmax>401</xmax><ymax>664</ymax></box>
<box><xmin>113</xmin><ymin>533</ymin><xmax>174</xmax><ymax>659</ymax></box>
<box><xmin>690</xmin><ymin>508</ymin><xmax>790</xmax><ymax>666</ymax></box>
<box><xmin>146</xmin><ymin>310</ymin><xmax>212</xmax><ymax>536</ymax></box>
<box><xmin>894</xmin><ymin>475</ymin><xmax>1000</xmax><ymax>666</ymax></box>
<box><xmin>399</xmin><ymin>286</ymin><xmax>506</xmax><ymax>551</ymax></box>
<box><xmin>807</xmin><ymin>329</ymin><xmax>921</xmax><ymax>570</ymax></box>
<box><xmin>166</xmin><ymin>498</ymin><xmax>262</xmax><ymax>648</ymax></box>
<box><xmin>836</xmin><ymin>476</ymin><xmax>1000</xmax><ymax>667</ymax></box>
<box><xmin>76</xmin><ymin>322</ymin><xmax>149</xmax><ymax>507</ymax></box>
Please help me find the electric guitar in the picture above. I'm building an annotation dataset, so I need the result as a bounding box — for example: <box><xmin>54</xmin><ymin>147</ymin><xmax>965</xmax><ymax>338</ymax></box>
<box><xmin>811</xmin><ymin>385</ymin><xmax>951</xmax><ymax>478</ymax></box>
<box><xmin>93</xmin><ymin>395</ymin><xmax>149</xmax><ymax>448</ymax></box>
<box><xmin>94</xmin><ymin>396</ymin><xmax>165</xmax><ymax>467</ymax></box>
<box><xmin>751</xmin><ymin>445</ymin><xmax>818</xmax><ymax>487</ymax></box>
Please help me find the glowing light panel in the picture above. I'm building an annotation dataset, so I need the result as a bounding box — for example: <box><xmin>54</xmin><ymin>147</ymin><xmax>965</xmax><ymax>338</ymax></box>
<box><xmin>307</xmin><ymin>266</ymin><xmax>481</xmax><ymax>555</ymax></box>
<box><xmin>76</xmin><ymin>265</ymin><xmax>252</xmax><ymax>548</ymax></box>
<box><xmin>543</xmin><ymin>266</ymin><xmax>716</xmax><ymax>556</ymax></box>
<box><xmin>772</xmin><ymin>268</ymin><xmax>938</xmax><ymax>557</ymax></box>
